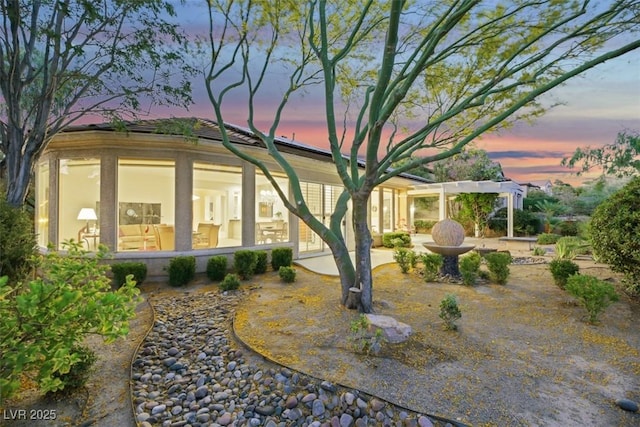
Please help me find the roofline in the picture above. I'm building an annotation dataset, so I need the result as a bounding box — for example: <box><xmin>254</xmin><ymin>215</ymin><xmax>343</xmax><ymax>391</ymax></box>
<box><xmin>61</xmin><ymin>118</ymin><xmax>431</xmax><ymax>183</ymax></box>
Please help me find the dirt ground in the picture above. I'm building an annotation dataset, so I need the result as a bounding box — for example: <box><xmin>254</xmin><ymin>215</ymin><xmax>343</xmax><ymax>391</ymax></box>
<box><xmin>2</xmin><ymin>259</ymin><xmax>639</xmax><ymax>426</ymax></box>
<box><xmin>234</xmin><ymin>260</ymin><xmax>640</xmax><ymax>426</ymax></box>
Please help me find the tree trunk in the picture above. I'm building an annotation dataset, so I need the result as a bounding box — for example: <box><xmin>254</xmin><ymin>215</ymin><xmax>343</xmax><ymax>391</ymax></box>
<box><xmin>352</xmin><ymin>196</ymin><xmax>374</xmax><ymax>313</ymax></box>
<box><xmin>4</xmin><ymin>134</ymin><xmax>34</xmax><ymax>207</ymax></box>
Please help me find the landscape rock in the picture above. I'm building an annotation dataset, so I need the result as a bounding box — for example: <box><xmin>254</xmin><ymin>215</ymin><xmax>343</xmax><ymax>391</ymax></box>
<box><xmin>365</xmin><ymin>314</ymin><xmax>412</xmax><ymax>344</ymax></box>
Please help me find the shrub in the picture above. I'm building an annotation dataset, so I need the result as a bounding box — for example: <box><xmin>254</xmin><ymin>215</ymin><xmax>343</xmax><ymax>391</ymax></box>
<box><xmin>393</xmin><ymin>248</ymin><xmax>416</xmax><ymax>274</ymax></box>
<box><xmin>555</xmin><ymin>236</ymin><xmax>590</xmax><ymax>260</ymax></box>
<box><xmin>349</xmin><ymin>314</ymin><xmax>386</xmax><ymax>355</ymax></box>
<box><xmin>220</xmin><ymin>273</ymin><xmax>241</xmax><ymax>291</ymax></box>
<box><xmin>421</xmin><ymin>253</ymin><xmax>443</xmax><ymax>282</ymax></box>
<box><xmin>537</xmin><ymin>233</ymin><xmax>561</xmax><ymax>245</ymax></box>
<box><xmin>459</xmin><ymin>252</ymin><xmax>482</xmax><ymax>286</ymax></box>
<box><xmin>414</xmin><ymin>220</ymin><xmax>437</xmax><ymax>233</ymax></box>
<box><xmin>555</xmin><ymin>220</ymin><xmax>579</xmax><ymax>236</ymax></box>
<box><xmin>590</xmin><ymin>177</ymin><xmax>640</xmax><ymax>295</ymax></box>
<box><xmin>234</xmin><ymin>250</ymin><xmax>257</xmax><ymax>279</ymax></box>
<box><xmin>489</xmin><ymin>207</ymin><xmax>542</xmax><ymax>236</ymax></box>
<box><xmin>0</xmin><ymin>195</ymin><xmax>38</xmax><ymax>283</ymax></box>
<box><xmin>206</xmin><ymin>255</ymin><xmax>228</xmax><ymax>281</ymax></box>
<box><xmin>484</xmin><ymin>252</ymin><xmax>512</xmax><ymax>285</ymax></box>
<box><xmin>532</xmin><ymin>246</ymin><xmax>546</xmax><ymax>256</ymax></box>
<box><xmin>167</xmin><ymin>256</ymin><xmax>196</xmax><ymax>287</ymax></box>
<box><xmin>565</xmin><ymin>274</ymin><xmax>619</xmax><ymax>324</ymax></box>
<box><xmin>0</xmin><ymin>242</ymin><xmax>139</xmax><ymax>398</ymax></box>
<box><xmin>271</xmin><ymin>247</ymin><xmax>293</xmax><ymax>271</ymax></box>
<box><xmin>382</xmin><ymin>231</ymin><xmax>411</xmax><ymax>248</ymax></box>
<box><xmin>549</xmin><ymin>258</ymin><xmax>580</xmax><ymax>289</ymax></box>
<box><xmin>439</xmin><ymin>294</ymin><xmax>462</xmax><ymax>331</ymax></box>
<box><xmin>279</xmin><ymin>266</ymin><xmax>297</xmax><ymax>283</ymax></box>
<box><xmin>254</xmin><ymin>250</ymin><xmax>268</xmax><ymax>274</ymax></box>
<box><xmin>50</xmin><ymin>345</ymin><xmax>97</xmax><ymax>395</ymax></box>
<box><xmin>111</xmin><ymin>262</ymin><xmax>147</xmax><ymax>287</ymax></box>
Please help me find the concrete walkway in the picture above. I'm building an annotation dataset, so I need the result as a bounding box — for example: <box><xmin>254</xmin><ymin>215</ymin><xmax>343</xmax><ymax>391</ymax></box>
<box><xmin>295</xmin><ymin>234</ymin><xmax>509</xmax><ymax>276</ymax></box>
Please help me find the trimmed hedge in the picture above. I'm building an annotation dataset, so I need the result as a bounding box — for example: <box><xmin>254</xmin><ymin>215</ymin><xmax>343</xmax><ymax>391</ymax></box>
<box><xmin>234</xmin><ymin>250</ymin><xmax>258</xmax><ymax>279</ymax></box>
<box><xmin>271</xmin><ymin>247</ymin><xmax>293</xmax><ymax>271</ymax></box>
<box><xmin>206</xmin><ymin>255</ymin><xmax>228</xmax><ymax>281</ymax></box>
<box><xmin>382</xmin><ymin>232</ymin><xmax>411</xmax><ymax>248</ymax></box>
<box><xmin>168</xmin><ymin>256</ymin><xmax>196</xmax><ymax>287</ymax></box>
<box><xmin>111</xmin><ymin>262</ymin><xmax>147</xmax><ymax>287</ymax></box>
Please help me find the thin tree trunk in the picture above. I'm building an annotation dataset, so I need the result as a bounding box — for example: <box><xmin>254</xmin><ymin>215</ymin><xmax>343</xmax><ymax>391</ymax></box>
<box><xmin>352</xmin><ymin>197</ymin><xmax>373</xmax><ymax>313</ymax></box>
<box><xmin>4</xmin><ymin>134</ymin><xmax>33</xmax><ymax>207</ymax></box>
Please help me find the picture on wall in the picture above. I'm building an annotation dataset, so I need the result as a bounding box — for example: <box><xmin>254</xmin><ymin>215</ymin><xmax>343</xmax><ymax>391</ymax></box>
<box><xmin>259</xmin><ymin>202</ymin><xmax>273</xmax><ymax>218</ymax></box>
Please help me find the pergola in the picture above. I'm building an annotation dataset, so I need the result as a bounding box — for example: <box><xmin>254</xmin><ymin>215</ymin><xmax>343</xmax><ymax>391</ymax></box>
<box><xmin>407</xmin><ymin>180</ymin><xmax>526</xmax><ymax>238</ymax></box>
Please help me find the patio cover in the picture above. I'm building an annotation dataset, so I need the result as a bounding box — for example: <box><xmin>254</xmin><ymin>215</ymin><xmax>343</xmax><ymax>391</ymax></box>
<box><xmin>407</xmin><ymin>180</ymin><xmax>525</xmax><ymax>238</ymax></box>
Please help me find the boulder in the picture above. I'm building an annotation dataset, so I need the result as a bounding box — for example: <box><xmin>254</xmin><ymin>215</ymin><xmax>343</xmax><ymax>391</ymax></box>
<box><xmin>365</xmin><ymin>314</ymin><xmax>412</xmax><ymax>344</ymax></box>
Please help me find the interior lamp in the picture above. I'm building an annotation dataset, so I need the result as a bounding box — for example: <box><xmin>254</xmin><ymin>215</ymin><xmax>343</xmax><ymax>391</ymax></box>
<box><xmin>77</xmin><ymin>208</ymin><xmax>98</xmax><ymax>232</ymax></box>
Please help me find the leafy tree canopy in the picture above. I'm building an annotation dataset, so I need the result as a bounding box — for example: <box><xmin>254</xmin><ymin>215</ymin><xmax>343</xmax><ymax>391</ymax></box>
<box><xmin>562</xmin><ymin>131</ymin><xmax>640</xmax><ymax>178</ymax></box>
<box><xmin>0</xmin><ymin>0</ymin><xmax>196</xmax><ymax>206</ymax></box>
<box><xmin>204</xmin><ymin>0</ymin><xmax>640</xmax><ymax>312</ymax></box>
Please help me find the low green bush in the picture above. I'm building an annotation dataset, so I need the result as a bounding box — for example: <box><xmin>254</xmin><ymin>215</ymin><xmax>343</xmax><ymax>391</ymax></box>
<box><xmin>421</xmin><ymin>253</ymin><xmax>443</xmax><ymax>282</ymax></box>
<box><xmin>555</xmin><ymin>220</ymin><xmax>579</xmax><ymax>236</ymax></box>
<box><xmin>459</xmin><ymin>252</ymin><xmax>482</xmax><ymax>286</ymax></box>
<box><xmin>414</xmin><ymin>220</ymin><xmax>437</xmax><ymax>232</ymax></box>
<box><xmin>565</xmin><ymin>274</ymin><xmax>619</xmax><ymax>324</ymax></box>
<box><xmin>489</xmin><ymin>207</ymin><xmax>542</xmax><ymax>236</ymax></box>
<box><xmin>271</xmin><ymin>247</ymin><xmax>293</xmax><ymax>271</ymax></box>
<box><xmin>439</xmin><ymin>294</ymin><xmax>462</xmax><ymax>331</ymax></box>
<box><xmin>393</xmin><ymin>248</ymin><xmax>416</xmax><ymax>274</ymax></box>
<box><xmin>111</xmin><ymin>262</ymin><xmax>147</xmax><ymax>287</ymax></box>
<box><xmin>0</xmin><ymin>195</ymin><xmax>38</xmax><ymax>283</ymax></box>
<box><xmin>254</xmin><ymin>250</ymin><xmax>268</xmax><ymax>274</ymax></box>
<box><xmin>168</xmin><ymin>256</ymin><xmax>196</xmax><ymax>287</ymax></box>
<box><xmin>206</xmin><ymin>255</ymin><xmax>228</xmax><ymax>281</ymax></box>
<box><xmin>549</xmin><ymin>258</ymin><xmax>580</xmax><ymax>289</ymax></box>
<box><xmin>279</xmin><ymin>266</ymin><xmax>297</xmax><ymax>283</ymax></box>
<box><xmin>50</xmin><ymin>345</ymin><xmax>97</xmax><ymax>395</ymax></box>
<box><xmin>234</xmin><ymin>250</ymin><xmax>257</xmax><ymax>279</ymax></box>
<box><xmin>0</xmin><ymin>242</ymin><xmax>139</xmax><ymax>399</ymax></box>
<box><xmin>220</xmin><ymin>273</ymin><xmax>241</xmax><ymax>291</ymax></box>
<box><xmin>484</xmin><ymin>252</ymin><xmax>512</xmax><ymax>285</ymax></box>
<box><xmin>532</xmin><ymin>246</ymin><xmax>547</xmax><ymax>256</ymax></box>
<box><xmin>382</xmin><ymin>232</ymin><xmax>411</xmax><ymax>248</ymax></box>
<box><xmin>537</xmin><ymin>233</ymin><xmax>561</xmax><ymax>245</ymax></box>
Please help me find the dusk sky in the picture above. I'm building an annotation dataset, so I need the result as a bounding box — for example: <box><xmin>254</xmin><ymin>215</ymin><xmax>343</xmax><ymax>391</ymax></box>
<box><xmin>150</xmin><ymin>3</ymin><xmax>640</xmax><ymax>188</ymax></box>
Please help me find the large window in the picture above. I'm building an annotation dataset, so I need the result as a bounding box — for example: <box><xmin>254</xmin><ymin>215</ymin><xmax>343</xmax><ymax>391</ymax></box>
<box><xmin>36</xmin><ymin>160</ymin><xmax>49</xmax><ymax>248</ymax></box>
<box><xmin>192</xmin><ymin>162</ymin><xmax>242</xmax><ymax>249</ymax></box>
<box><xmin>255</xmin><ymin>172</ymin><xmax>289</xmax><ymax>245</ymax></box>
<box><xmin>58</xmin><ymin>158</ymin><xmax>100</xmax><ymax>250</ymax></box>
<box><xmin>118</xmin><ymin>159</ymin><xmax>174</xmax><ymax>251</ymax></box>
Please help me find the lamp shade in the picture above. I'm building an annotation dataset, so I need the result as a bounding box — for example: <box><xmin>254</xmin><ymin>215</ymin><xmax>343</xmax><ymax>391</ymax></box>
<box><xmin>77</xmin><ymin>208</ymin><xmax>97</xmax><ymax>221</ymax></box>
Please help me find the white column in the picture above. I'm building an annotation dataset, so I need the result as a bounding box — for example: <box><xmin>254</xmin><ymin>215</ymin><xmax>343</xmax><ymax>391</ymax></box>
<box><xmin>439</xmin><ymin>187</ymin><xmax>446</xmax><ymax>220</ymax></box>
<box><xmin>507</xmin><ymin>193</ymin><xmax>514</xmax><ymax>238</ymax></box>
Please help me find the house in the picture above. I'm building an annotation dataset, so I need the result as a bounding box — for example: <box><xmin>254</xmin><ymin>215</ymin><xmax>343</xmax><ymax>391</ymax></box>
<box><xmin>35</xmin><ymin>118</ymin><xmax>423</xmax><ymax>275</ymax></box>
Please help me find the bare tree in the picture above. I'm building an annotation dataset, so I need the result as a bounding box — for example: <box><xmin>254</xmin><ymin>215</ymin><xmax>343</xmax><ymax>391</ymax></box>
<box><xmin>0</xmin><ymin>0</ymin><xmax>195</xmax><ymax>206</ymax></box>
<box><xmin>205</xmin><ymin>0</ymin><xmax>640</xmax><ymax>313</ymax></box>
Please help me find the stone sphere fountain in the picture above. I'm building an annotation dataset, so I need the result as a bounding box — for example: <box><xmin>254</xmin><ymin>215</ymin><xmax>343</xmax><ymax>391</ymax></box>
<box><xmin>422</xmin><ymin>219</ymin><xmax>475</xmax><ymax>278</ymax></box>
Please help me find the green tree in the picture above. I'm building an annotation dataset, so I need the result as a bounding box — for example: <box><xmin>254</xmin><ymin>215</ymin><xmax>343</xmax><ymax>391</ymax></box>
<box><xmin>0</xmin><ymin>0</ymin><xmax>195</xmax><ymax>206</ymax></box>
<box><xmin>204</xmin><ymin>0</ymin><xmax>640</xmax><ymax>313</ymax></box>
<box><xmin>433</xmin><ymin>149</ymin><xmax>503</xmax><ymax>237</ymax></box>
<box><xmin>562</xmin><ymin>131</ymin><xmax>640</xmax><ymax>178</ymax></box>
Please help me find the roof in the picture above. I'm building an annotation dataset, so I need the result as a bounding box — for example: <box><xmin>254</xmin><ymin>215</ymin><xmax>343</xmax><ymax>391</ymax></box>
<box><xmin>408</xmin><ymin>179</ymin><xmax>525</xmax><ymax>196</ymax></box>
<box><xmin>62</xmin><ymin>117</ymin><xmax>430</xmax><ymax>183</ymax></box>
